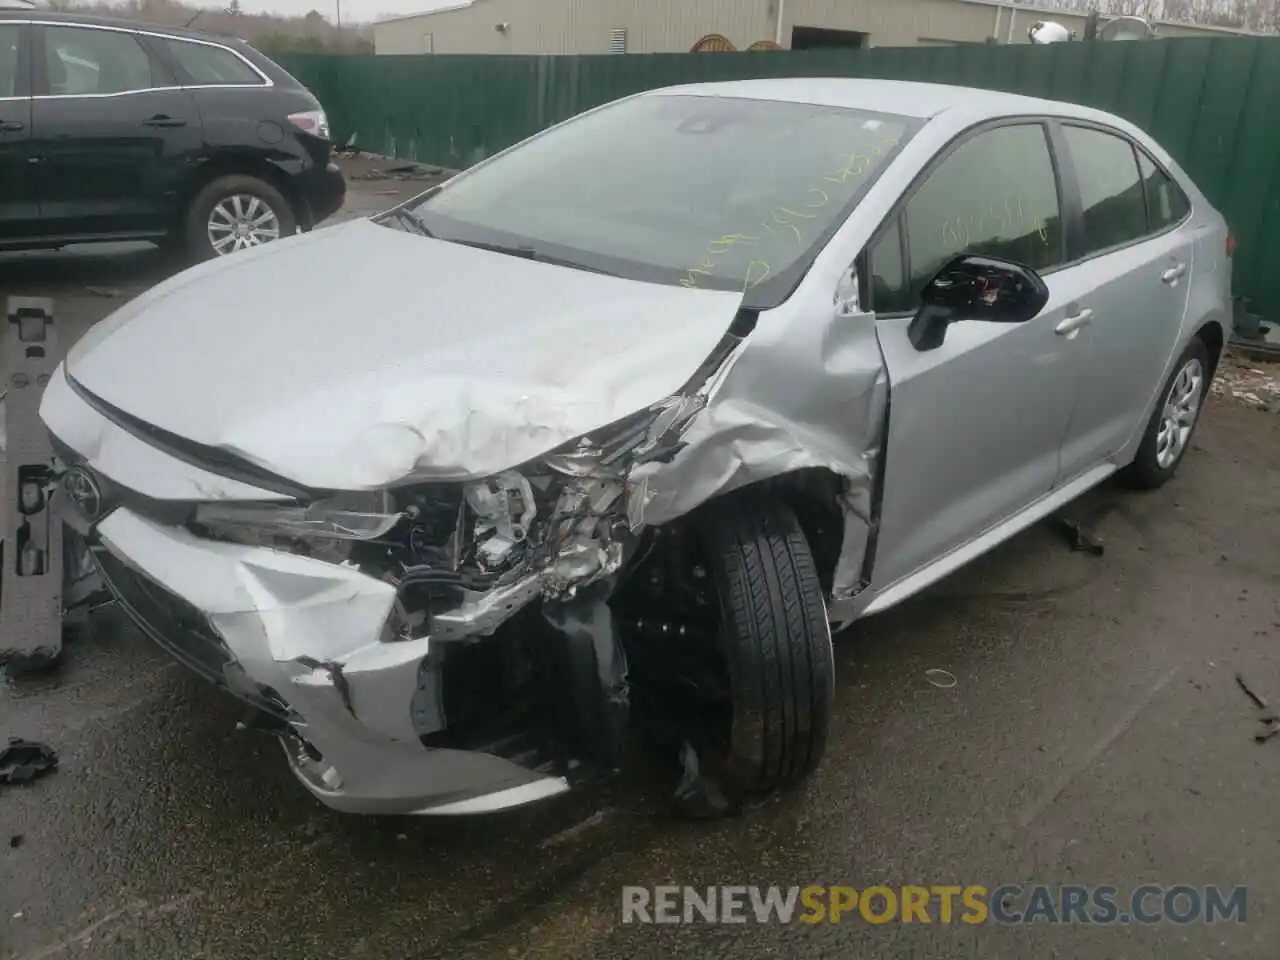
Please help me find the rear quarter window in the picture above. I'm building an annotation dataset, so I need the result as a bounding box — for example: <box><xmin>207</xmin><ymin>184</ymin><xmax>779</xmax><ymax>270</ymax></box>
<box><xmin>159</xmin><ymin>38</ymin><xmax>264</xmax><ymax>86</ymax></box>
<box><xmin>1138</xmin><ymin>151</ymin><xmax>1191</xmax><ymax>231</ymax></box>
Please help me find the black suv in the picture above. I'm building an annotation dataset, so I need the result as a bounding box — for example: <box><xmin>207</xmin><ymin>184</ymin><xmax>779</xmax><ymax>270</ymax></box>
<box><xmin>0</xmin><ymin>12</ymin><xmax>345</xmax><ymax>259</ymax></box>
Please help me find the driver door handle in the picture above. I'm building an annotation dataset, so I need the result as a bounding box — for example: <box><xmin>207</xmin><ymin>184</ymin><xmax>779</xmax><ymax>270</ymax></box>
<box><xmin>1161</xmin><ymin>263</ymin><xmax>1187</xmax><ymax>284</ymax></box>
<box><xmin>1055</xmin><ymin>308</ymin><xmax>1094</xmax><ymax>338</ymax></box>
<box><xmin>0</xmin><ymin>119</ymin><xmax>23</xmax><ymax>132</ymax></box>
<box><xmin>143</xmin><ymin>115</ymin><xmax>187</xmax><ymax>128</ymax></box>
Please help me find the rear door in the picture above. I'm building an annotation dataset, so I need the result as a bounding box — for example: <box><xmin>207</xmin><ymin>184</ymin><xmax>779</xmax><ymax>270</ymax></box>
<box><xmin>29</xmin><ymin>22</ymin><xmax>202</xmax><ymax>238</ymax></box>
<box><xmin>1050</xmin><ymin>122</ymin><xmax>1195</xmax><ymax>479</ymax></box>
<box><xmin>0</xmin><ymin>21</ymin><xmax>36</xmax><ymax>240</ymax></box>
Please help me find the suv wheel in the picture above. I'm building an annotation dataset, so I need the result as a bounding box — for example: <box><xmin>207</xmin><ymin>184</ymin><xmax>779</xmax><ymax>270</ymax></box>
<box><xmin>185</xmin><ymin>174</ymin><xmax>297</xmax><ymax>261</ymax></box>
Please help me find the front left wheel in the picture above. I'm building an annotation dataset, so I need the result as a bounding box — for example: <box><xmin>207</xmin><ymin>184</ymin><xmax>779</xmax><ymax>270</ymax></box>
<box><xmin>697</xmin><ymin>491</ymin><xmax>835</xmax><ymax>799</ymax></box>
<box><xmin>624</xmin><ymin>490</ymin><xmax>835</xmax><ymax>815</ymax></box>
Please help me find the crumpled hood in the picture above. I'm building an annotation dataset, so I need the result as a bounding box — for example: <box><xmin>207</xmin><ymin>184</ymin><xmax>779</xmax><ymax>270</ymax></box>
<box><xmin>66</xmin><ymin>219</ymin><xmax>744</xmax><ymax>488</ymax></box>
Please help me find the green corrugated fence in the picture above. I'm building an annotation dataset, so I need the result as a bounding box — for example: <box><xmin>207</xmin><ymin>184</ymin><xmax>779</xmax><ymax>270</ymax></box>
<box><xmin>281</xmin><ymin>40</ymin><xmax>1280</xmax><ymax>320</ymax></box>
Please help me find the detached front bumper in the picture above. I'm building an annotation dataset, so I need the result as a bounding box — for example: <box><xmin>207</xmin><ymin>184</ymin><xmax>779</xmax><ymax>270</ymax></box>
<box><xmin>88</xmin><ymin>506</ymin><xmax>568</xmax><ymax>815</ymax></box>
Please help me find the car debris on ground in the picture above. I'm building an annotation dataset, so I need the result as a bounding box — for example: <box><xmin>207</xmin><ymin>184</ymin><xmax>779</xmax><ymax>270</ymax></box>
<box><xmin>1211</xmin><ymin>351</ymin><xmax>1280</xmax><ymax>410</ymax></box>
<box><xmin>925</xmin><ymin>669</ymin><xmax>958</xmax><ymax>689</ymax></box>
<box><xmin>0</xmin><ymin>738</ymin><xmax>59</xmax><ymax>786</ymax></box>
<box><xmin>1233</xmin><ymin>674</ymin><xmax>1280</xmax><ymax>744</ymax></box>
<box><xmin>1236</xmin><ymin>672</ymin><xmax>1268</xmax><ymax>710</ymax></box>
<box><xmin>1056</xmin><ymin>517</ymin><xmax>1106</xmax><ymax>556</ymax></box>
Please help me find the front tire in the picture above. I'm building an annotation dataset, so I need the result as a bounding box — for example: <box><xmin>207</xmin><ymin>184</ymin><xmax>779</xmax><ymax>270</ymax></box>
<box><xmin>1121</xmin><ymin>338</ymin><xmax>1210</xmax><ymax>489</ymax></box>
<box><xmin>690</xmin><ymin>490</ymin><xmax>835</xmax><ymax>805</ymax></box>
<box><xmin>184</xmin><ymin>174</ymin><xmax>296</xmax><ymax>262</ymax></box>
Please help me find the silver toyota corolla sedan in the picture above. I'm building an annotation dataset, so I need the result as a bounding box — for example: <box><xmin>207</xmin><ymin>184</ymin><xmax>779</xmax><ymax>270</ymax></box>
<box><xmin>41</xmin><ymin>78</ymin><xmax>1232</xmax><ymax>817</ymax></box>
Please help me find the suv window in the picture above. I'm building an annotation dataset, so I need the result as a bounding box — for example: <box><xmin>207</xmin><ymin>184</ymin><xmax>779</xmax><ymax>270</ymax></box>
<box><xmin>1063</xmin><ymin>125</ymin><xmax>1148</xmax><ymax>255</ymax></box>
<box><xmin>869</xmin><ymin>123</ymin><xmax>1063</xmax><ymax>313</ymax></box>
<box><xmin>159</xmin><ymin>38</ymin><xmax>263</xmax><ymax>86</ymax></box>
<box><xmin>1138</xmin><ymin>150</ymin><xmax>1190</xmax><ymax>231</ymax></box>
<box><xmin>0</xmin><ymin>25</ymin><xmax>19</xmax><ymax>98</ymax></box>
<box><xmin>43</xmin><ymin>26</ymin><xmax>155</xmax><ymax>96</ymax></box>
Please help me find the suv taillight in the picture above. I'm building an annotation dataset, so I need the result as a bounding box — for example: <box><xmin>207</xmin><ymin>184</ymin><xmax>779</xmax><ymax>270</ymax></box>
<box><xmin>1227</xmin><ymin>233</ymin><xmax>1237</xmax><ymax>258</ymax></box>
<box><xmin>288</xmin><ymin>109</ymin><xmax>330</xmax><ymax>141</ymax></box>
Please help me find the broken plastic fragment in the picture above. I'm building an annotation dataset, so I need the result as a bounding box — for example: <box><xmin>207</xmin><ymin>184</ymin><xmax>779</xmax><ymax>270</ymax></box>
<box><xmin>673</xmin><ymin>741</ymin><xmax>734</xmax><ymax>819</ymax></box>
<box><xmin>0</xmin><ymin>738</ymin><xmax>59</xmax><ymax>786</ymax></box>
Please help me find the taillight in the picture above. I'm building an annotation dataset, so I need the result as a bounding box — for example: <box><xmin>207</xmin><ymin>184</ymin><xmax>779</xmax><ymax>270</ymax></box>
<box><xmin>1226</xmin><ymin>233</ymin><xmax>1237</xmax><ymax>258</ymax></box>
<box><xmin>288</xmin><ymin>109</ymin><xmax>330</xmax><ymax>141</ymax></box>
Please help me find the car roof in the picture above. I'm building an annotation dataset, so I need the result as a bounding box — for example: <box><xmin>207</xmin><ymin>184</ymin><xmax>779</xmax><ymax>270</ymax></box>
<box><xmin>0</xmin><ymin>9</ymin><xmax>248</xmax><ymax>45</ymax></box>
<box><xmin>649</xmin><ymin>77</ymin><xmax>1093</xmax><ymax>121</ymax></box>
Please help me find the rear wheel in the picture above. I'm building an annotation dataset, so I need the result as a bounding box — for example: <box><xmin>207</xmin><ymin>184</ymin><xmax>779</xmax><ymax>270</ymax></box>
<box><xmin>184</xmin><ymin>174</ymin><xmax>296</xmax><ymax>262</ymax></box>
<box><xmin>623</xmin><ymin>490</ymin><xmax>834</xmax><ymax>816</ymax></box>
<box><xmin>1121</xmin><ymin>338</ymin><xmax>1210</xmax><ymax>489</ymax></box>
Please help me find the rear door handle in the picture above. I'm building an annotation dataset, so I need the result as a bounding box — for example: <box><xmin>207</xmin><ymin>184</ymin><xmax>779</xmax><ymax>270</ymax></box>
<box><xmin>143</xmin><ymin>115</ymin><xmax>188</xmax><ymax>128</ymax></box>
<box><xmin>1055</xmin><ymin>308</ymin><xmax>1094</xmax><ymax>339</ymax></box>
<box><xmin>0</xmin><ymin>120</ymin><xmax>24</xmax><ymax>132</ymax></box>
<box><xmin>1161</xmin><ymin>263</ymin><xmax>1187</xmax><ymax>284</ymax></box>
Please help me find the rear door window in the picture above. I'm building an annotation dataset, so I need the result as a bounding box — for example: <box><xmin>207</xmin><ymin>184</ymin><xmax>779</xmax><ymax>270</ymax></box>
<box><xmin>158</xmin><ymin>38</ymin><xmax>264</xmax><ymax>86</ymax></box>
<box><xmin>42</xmin><ymin>25</ymin><xmax>156</xmax><ymax>96</ymax></box>
<box><xmin>1062</xmin><ymin>125</ymin><xmax>1148</xmax><ymax>256</ymax></box>
<box><xmin>0</xmin><ymin>24</ymin><xmax>21</xmax><ymax>98</ymax></box>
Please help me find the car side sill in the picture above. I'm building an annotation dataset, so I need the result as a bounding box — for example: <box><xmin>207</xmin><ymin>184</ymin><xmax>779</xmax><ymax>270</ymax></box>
<box><xmin>850</xmin><ymin>462</ymin><xmax>1118</xmax><ymax>620</ymax></box>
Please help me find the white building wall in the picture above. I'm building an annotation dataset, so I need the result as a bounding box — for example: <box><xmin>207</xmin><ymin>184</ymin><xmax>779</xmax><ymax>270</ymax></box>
<box><xmin>373</xmin><ymin>0</ymin><xmax>1245</xmax><ymax>55</ymax></box>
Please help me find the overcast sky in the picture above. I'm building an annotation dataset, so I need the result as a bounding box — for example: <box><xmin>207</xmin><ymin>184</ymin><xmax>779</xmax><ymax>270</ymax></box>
<box><xmin>187</xmin><ymin>0</ymin><xmax>459</xmax><ymax>22</ymax></box>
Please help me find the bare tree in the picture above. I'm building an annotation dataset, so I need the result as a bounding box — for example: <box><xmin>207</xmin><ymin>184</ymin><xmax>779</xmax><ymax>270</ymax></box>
<box><xmin>1109</xmin><ymin>0</ymin><xmax>1164</xmax><ymax>17</ymax></box>
<box><xmin>1040</xmin><ymin>0</ymin><xmax>1278</xmax><ymax>30</ymax></box>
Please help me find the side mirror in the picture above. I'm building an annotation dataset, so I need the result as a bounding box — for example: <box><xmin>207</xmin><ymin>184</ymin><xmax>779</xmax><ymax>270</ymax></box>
<box><xmin>908</xmin><ymin>255</ymin><xmax>1050</xmax><ymax>352</ymax></box>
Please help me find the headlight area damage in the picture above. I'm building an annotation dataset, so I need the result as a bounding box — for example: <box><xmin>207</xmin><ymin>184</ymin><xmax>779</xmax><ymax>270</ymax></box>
<box><xmin>188</xmin><ymin>464</ymin><xmax>639</xmax><ymax>811</ymax></box>
<box><xmin>55</xmin><ymin>285</ymin><xmax>889</xmax><ymax>817</ymax></box>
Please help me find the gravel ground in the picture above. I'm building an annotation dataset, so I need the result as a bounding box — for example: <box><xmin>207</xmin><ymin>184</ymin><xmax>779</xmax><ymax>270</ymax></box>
<box><xmin>1</xmin><ymin>172</ymin><xmax>1278</xmax><ymax>959</ymax></box>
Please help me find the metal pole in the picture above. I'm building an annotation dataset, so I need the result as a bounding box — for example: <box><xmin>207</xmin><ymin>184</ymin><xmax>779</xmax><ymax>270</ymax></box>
<box><xmin>774</xmin><ymin>0</ymin><xmax>786</xmax><ymax>46</ymax></box>
<box><xmin>1006</xmin><ymin>2</ymin><xmax>1018</xmax><ymax>43</ymax></box>
<box><xmin>336</xmin><ymin>0</ymin><xmax>342</xmax><ymax>29</ymax></box>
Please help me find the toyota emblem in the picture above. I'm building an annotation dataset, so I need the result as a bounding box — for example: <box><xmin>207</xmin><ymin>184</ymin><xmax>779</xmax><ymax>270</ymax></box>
<box><xmin>63</xmin><ymin>466</ymin><xmax>104</xmax><ymax>521</ymax></box>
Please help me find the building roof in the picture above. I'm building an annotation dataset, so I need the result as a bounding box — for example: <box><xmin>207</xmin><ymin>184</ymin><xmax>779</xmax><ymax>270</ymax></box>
<box><xmin>375</xmin><ymin>0</ymin><xmax>475</xmax><ymax>25</ymax></box>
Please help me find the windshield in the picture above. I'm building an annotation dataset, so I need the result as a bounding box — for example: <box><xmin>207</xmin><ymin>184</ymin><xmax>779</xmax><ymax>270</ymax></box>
<box><xmin>409</xmin><ymin>94</ymin><xmax>919</xmax><ymax>309</ymax></box>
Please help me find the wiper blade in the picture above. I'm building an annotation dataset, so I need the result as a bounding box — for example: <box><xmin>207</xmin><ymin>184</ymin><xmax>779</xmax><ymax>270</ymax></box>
<box><xmin>450</xmin><ymin>239</ymin><xmax>619</xmax><ymax>277</ymax></box>
<box><xmin>451</xmin><ymin>238</ymin><xmax>537</xmax><ymax>259</ymax></box>
<box><xmin>384</xmin><ymin>207</ymin><xmax>434</xmax><ymax>237</ymax></box>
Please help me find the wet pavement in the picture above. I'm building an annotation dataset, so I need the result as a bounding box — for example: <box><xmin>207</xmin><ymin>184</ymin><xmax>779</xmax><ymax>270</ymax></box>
<box><xmin>2</xmin><ymin>174</ymin><xmax>1280</xmax><ymax>959</ymax></box>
